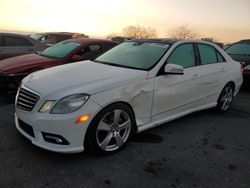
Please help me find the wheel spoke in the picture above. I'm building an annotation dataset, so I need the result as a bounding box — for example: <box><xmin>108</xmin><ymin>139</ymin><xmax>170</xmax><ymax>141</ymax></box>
<box><xmin>225</xmin><ymin>87</ymin><xmax>229</xmax><ymax>95</ymax></box>
<box><xmin>221</xmin><ymin>94</ymin><xmax>226</xmax><ymax>102</ymax></box>
<box><xmin>113</xmin><ymin>110</ymin><xmax>122</xmax><ymax>125</ymax></box>
<box><xmin>100</xmin><ymin>132</ymin><xmax>113</xmax><ymax>150</ymax></box>
<box><xmin>98</xmin><ymin>121</ymin><xmax>111</xmax><ymax>132</ymax></box>
<box><xmin>114</xmin><ymin>132</ymin><xmax>124</xmax><ymax>147</ymax></box>
<box><xmin>222</xmin><ymin>100</ymin><xmax>228</xmax><ymax>110</ymax></box>
<box><xmin>227</xmin><ymin>89</ymin><xmax>233</xmax><ymax>98</ymax></box>
<box><xmin>118</xmin><ymin>119</ymin><xmax>131</xmax><ymax>130</ymax></box>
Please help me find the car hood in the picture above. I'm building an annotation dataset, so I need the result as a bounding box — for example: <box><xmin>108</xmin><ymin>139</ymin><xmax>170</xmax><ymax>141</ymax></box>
<box><xmin>229</xmin><ymin>54</ymin><xmax>250</xmax><ymax>66</ymax></box>
<box><xmin>0</xmin><ymin>53</ymin><xmax>58</xmax><ymax>73</ymax></box>
<box><xmin>23</xmin><ymin>61</ymin><xmax>148</xmax><ymax>99</ymax></box>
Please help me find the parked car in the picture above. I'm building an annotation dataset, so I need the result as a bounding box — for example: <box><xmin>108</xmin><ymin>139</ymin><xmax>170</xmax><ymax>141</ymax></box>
<box><xmin>30</xmin><ymin>32</ymin><xmax>89</xmax><ymax>46</ymax></box>
<box><xmin>111</xmin><ymin>36</ymin><xmax>133</xmax><ymax>43</ymax></box>
<box><xmin>0</xmin><ymin>33</ymin><xmax>48</xmax><ymax>60</ymax></box>
<box><xmin>225</xmin><ymin>39</ymin><xmax>250</xmax><ymax>80</ymax></box>
<box><xmin>0</xmin><ymin>38</ymin><xmax>119</xmax><ymax>92</ymax></box>
<box><xmin>15</xmin><ymin>39</ymin><xmax>243</xmax><ymax>155</ymax></box>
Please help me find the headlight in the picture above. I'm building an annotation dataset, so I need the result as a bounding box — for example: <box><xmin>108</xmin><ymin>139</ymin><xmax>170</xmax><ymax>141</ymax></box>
<box><xmin>244</xmin><ymin>65</ymin><xmax>250</xmax><ymax>70</ymax></box>
<box><xmin>50</xmin><ymin>94</ymin><xmax>89</xmax><ymax>114</ymax></box>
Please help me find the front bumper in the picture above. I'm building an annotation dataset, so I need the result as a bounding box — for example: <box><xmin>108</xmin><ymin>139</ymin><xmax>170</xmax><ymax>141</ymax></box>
<box><xmin>15</xmin><ymin>98</ymin><xmax>102</xmax><ymax>153</ymax></box>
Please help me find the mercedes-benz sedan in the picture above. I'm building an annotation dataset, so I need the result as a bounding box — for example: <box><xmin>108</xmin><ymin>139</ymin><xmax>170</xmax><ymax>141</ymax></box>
<box><xmin>15</xmin><ymin>39</ymin><xmax>243</xmax><ymax>155</ymax></box>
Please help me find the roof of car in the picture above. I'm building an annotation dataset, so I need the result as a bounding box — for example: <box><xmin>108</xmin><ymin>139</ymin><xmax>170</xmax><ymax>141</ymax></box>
<box><xmin>239</xmin><ymin>39</ymin><xmax>250</xmax><ymax>43</ymax></box>
<box><xmin>0</xmin><ymin>32</ymin><xmax>30</xmax><ymax>38</ymax></box>
<box><xmin>129</xmin><ymin>38</ymin><xmax>180</xmax><ymax>44</ymax></box>
<box><xmin>64</xmin><ymin>38</ymin><xmax>120</xmax><ymax>45</ymax></box>
<box><xmin>34</xmin><ymin>32</ymin><xmax>85</xmax><ymax>36</ymax></box>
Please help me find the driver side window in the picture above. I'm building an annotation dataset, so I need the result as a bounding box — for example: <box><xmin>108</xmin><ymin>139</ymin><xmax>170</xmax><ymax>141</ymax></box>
<box><xmin>167</xmin><ymin>44</ymin><xmax>196</xmax><ymax>68</ymax></box>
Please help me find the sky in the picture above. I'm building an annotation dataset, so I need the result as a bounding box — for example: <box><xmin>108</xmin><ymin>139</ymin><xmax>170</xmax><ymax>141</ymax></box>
<box><xmin>0</xmin><ymin>0</ymin><xmax>249</xmax><ymax>42</ymax></box>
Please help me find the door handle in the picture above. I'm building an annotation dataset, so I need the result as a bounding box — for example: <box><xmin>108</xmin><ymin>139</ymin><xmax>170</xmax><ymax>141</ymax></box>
<box><xmin>192</xmin><ymin>73</ymin><xmax>200</xmax><ymax>78</ymax></box>
<box><xmin>220</xmin><ymin>67</ymin><xmax>226</xmax><ymax>72</ymax></box>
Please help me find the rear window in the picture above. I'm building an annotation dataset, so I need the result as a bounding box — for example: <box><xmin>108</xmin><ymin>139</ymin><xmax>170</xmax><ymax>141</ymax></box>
<box><xmin>225</xmin><ymin>42</ymin><xmax>250</xmax><ymax>56</ymax></box>
<box><xmin>41</xmin><ymin>41</ymin><xmax>81</xmax><ymax>58</ymax></box>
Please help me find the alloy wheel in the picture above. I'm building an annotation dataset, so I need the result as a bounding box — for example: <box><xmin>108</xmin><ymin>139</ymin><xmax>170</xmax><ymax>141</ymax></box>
<box><xmin>220</xmin><ymin>86</ymin><xmax>233</xmax><ymax>111</ymax></box>
<box><xmin>96</xmin><ymin>109</ymin><xmax>131</xmax><ymax>151</ymax></box>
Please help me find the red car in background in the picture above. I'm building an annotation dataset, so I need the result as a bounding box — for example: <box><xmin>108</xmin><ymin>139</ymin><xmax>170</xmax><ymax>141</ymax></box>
<box><xmin>0</xmin><ymin>38</ymin><xmax>119</xmax><ymax>92</ymax></box>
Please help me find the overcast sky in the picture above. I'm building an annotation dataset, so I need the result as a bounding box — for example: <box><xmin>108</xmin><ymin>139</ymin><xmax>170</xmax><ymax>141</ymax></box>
<box><xmin>0</xmin><ymin>0</ymin><xmax>249</xmax><ymax>42</ymax></box>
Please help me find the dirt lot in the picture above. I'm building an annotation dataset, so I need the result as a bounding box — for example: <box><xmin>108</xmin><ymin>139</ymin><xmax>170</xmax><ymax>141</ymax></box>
<box><xmin>0</xmin><ymin>86</ymin><xmax>249</xmax><ymax>188</ymax></box>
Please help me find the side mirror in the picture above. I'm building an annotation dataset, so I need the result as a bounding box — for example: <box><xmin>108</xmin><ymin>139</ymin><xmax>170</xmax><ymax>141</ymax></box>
<box><xmin>164</xmin><ymin>64</ymin><xmax>184</xmax><ymax>75</ymax></box>
<box><xmin>71</xmin><ymin>55</ymin><xmax>84</xmax><ymax>62</ymax></box>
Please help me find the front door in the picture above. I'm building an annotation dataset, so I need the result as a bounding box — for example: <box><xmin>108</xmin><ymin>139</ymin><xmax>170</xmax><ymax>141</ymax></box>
<box><xmin>152</xmin><ymin>43</ymin><xmax>200</xmax><ymax>121</ymax></box>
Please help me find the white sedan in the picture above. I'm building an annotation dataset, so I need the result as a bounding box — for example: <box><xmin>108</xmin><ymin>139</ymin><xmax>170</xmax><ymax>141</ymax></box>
<box><xmin>15</xmin><ymin>39</ymin><xmax>243</xmax><ymax>155</ymax></box>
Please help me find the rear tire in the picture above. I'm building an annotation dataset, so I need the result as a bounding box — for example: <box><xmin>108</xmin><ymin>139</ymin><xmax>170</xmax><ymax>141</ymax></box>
<box><xmin>85</xmin><ymin>103</ymin><xmax>135</xmax><ymax>155</ymax></box>
<box><xmin>216</xmin><ymin>83</ymin><xmax>234</xmax><ymax>112</ymax></box>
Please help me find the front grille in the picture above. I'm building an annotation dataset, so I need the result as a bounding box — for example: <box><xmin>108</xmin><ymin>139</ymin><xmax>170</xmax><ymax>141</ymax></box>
<box><xmin>18</xmin><ymin>119</ymin><xmax>35</xmax><ymax>137</ymax></box>
<box><xmin>16</xmin><ymin>87</ymin><xmax>40</xmax><ymax>111</ymax></box>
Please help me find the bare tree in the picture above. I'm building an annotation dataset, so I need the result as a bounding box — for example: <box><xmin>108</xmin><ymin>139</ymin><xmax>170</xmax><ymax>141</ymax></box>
<box><xmin>168</xmin><ymin>25</ymin><xmax>198</xmax><ymax>39</ymax></box>
<box><xmin>122</xmin><ymin>25</ymin><xmax>157</xmax><ymax>39</ymax></box>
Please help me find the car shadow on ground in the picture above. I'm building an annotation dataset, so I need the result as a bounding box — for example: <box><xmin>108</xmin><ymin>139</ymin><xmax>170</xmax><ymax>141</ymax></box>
<box><xmin>0</xmin><ymin>91</ymin><xmax>15</xmax><ymax>106</ymax></box>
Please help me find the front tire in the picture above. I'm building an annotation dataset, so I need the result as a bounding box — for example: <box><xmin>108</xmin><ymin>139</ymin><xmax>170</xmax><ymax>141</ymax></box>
<box><xmin>216</xmin><ymin>83</ymin><xmax>234</xmax><ymax>112</ymax></box>
<box><xmin>85</xmin><ymin>103</ymin><xmax>135</xmax><ymax>155</ymax></box>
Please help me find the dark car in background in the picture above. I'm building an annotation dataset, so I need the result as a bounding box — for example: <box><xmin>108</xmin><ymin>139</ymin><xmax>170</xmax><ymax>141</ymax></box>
<box><xmin>225</xmin><ymin>39</ymin><xmax>250</xmax><ymax>81</ymax></box>
<box><xmin>0</xmin><ymin>38</ymin><xmax>118</xmax><ymax>92</ymax></box>
<box><xmin>111</xmin><ymin>36</ymin><xmax>133</xmax><ymax>43</ymax></box>
<box><xmin>0</xmin><ymin>33</ymin><xmax>48</xmax><ymax>60</ymax></box>
<box><xmin>30</xmin><ymin>32</ymin><xmax>89</xmax><ymax>46</ymax></box>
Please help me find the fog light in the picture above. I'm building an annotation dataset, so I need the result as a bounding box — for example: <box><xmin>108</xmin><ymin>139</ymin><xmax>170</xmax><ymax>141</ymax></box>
<box><xmin>75</xmin><ymin>114</ymin><xmax>91</xmax><ymax>124</ymax></box>
<box><xmin>42</xmin><ymin>132</ymin><xmax>70</xmax><ymax>145</ymax></box>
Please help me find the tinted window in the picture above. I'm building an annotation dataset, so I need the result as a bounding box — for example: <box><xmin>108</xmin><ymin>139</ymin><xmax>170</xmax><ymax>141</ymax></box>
<box><xmin>41</xmin><ymin>41</ymin><xmax>81</xmax><ymax>58</ymax></box>
<box><xmin>89</xmin><ymin>45</ymin><xmax>101</xmax><ymax>51</ymax></box>
<box><xmin>42</xmin><ymin>35</ymin><xmax>57</xmax><ymax>44</ymax></box>
<box><xmin>96</xmin><ymin>42</ymin><xmax>170</xmax><ymax>70</ymax></box>
<box><xmin>198</xmin><ymin>44</ymin><xmax>218</xmax><ymax>65</ymax></box>
<box><xmin>167</xmin><ymin>44</ymin><xmax>195</xmax><ymax>68</ymax></box>
<box><xmin>3</xmin><ymin>36</ymin><xmax>33</xmax><ymax>46</ymax></box>
<box><xmin>217</xmin><ymin>51</ymin><xmax>225</xmax><ymax>62</ymax></box>
<box><xmin>30</xmin><ymin>34</ymin><xmax>44</xmax><ymax>40</ymax></box>
<box><xmin>77</xmin><ymin>45</ymin><xmax>102</xmax><ymax>60</ymax></box>
<box><xmin>225</xmin><ymin>42</ymin><xmax>250</xmax><ymax>55</ymax></box>
<box><xmin>101</xmin><ymin>43</ymin><xmax>116</xmax><ymax>52</ymax></box>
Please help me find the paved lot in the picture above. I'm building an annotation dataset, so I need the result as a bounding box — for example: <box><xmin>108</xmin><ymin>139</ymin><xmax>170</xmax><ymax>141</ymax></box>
<box><xmin>0</xmin><ymin>86</ymin><xmax>249</xmax><ymax>188</ymax></box>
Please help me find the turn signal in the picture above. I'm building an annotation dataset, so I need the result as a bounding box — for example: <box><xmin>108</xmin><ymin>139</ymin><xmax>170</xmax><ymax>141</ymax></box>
<box><xmin>75</xmin><ymin>114</ymin><xmax>91</xmax><ymax>124</ymax></box>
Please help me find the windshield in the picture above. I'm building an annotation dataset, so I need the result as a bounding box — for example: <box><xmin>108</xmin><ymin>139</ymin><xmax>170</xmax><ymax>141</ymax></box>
<box><xmin>225</xmin><ymin>42</ymin><xmax>250</xmax><ymax>56</ymax></box>
<box><xmin>30</xmin><ymin>34</ymin><xmax>44</xmax><ymax>40</ymax></box>
<box><xmin>41</xmin><ymin>41</ymin><xmax>81</xmax><ymax>58</ymax></box>
<box><xmin>95</xmin><ymin>42</ymin><xmax>170</xmax><ymax>70</ymax></box>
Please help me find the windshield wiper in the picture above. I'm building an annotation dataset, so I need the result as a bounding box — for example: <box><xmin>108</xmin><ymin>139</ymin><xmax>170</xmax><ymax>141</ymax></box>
<box><xmin>93</xmin><ymin>60</ymin><xmax>144</xmax><ymax>70</ymax></box>
<box><xmin>93</xmin><ymin>60</ymin><xmax>124</xmax><ymax>67</ymax></box>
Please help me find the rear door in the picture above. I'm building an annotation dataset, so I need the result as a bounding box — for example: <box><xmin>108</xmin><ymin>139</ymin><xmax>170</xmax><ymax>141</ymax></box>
<box><xmin>0</xmin><ymin>35</ymin><xmax>35</xmax><ymax>59</ymax></box>
<box><xmin>152</xmin><ymin>43</ymin><xmax>201</xmax><ymax>120</ymax></box>
<box><xmin>195</xmin><ymin>43</ymin><xmax>228</xmax><ymax>101</ymax></box>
